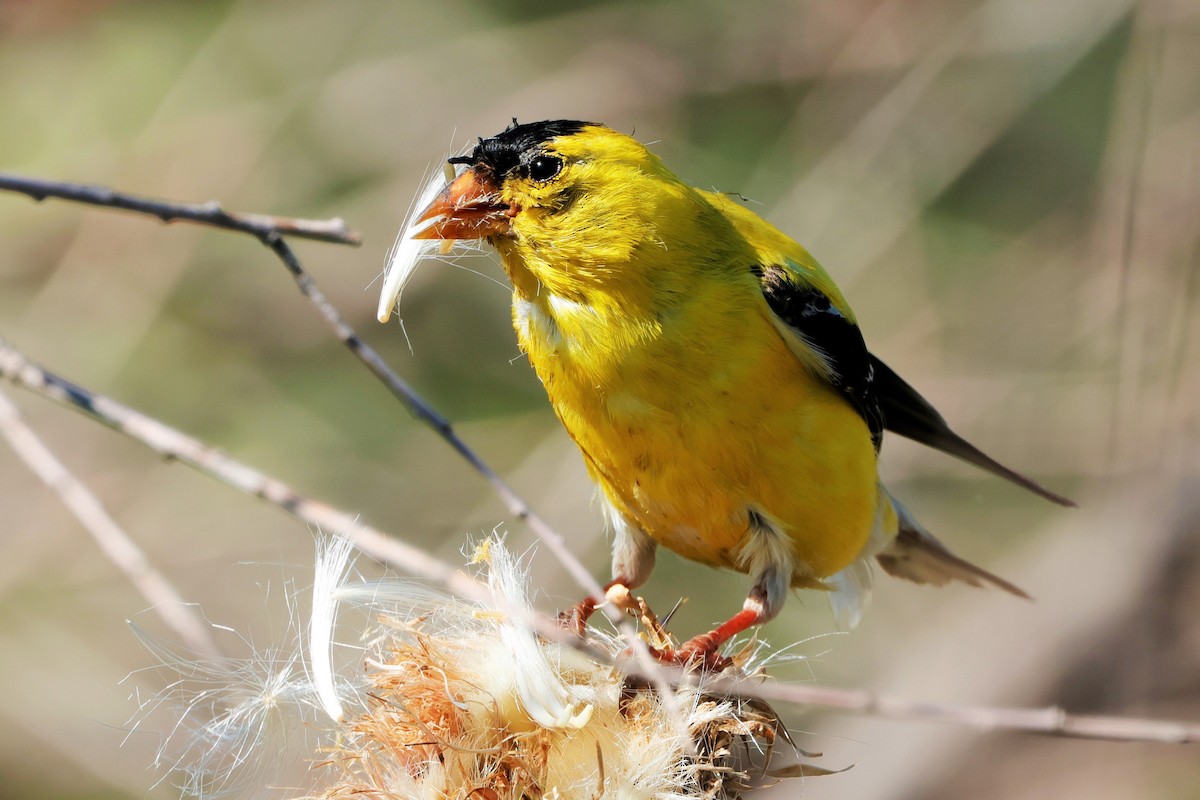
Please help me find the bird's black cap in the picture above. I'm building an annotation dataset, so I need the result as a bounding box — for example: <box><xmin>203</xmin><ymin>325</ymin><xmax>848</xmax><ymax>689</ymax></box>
<box><xmin>450</xmin><ymin>119</ymin><xmax>598</xmax><ymax>178</ymax></box>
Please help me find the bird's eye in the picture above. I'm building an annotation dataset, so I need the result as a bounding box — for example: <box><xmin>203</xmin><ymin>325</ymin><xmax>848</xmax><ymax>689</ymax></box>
<box><xmin>527</xmin><ymin>154</ymin><xmax>563</xmax><ymax>182</ymax></box>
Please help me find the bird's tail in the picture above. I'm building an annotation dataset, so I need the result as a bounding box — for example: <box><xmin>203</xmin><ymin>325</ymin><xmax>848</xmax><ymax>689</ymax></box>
<box><xmin>869</xmin><ymin>355</ymin><xmax>1075</xmax><ymax>508</ymax></box>
<box><xmin>874</xmin><ymin>495</ymin><xmax>1030</xmax><ymax>599</ymax></box>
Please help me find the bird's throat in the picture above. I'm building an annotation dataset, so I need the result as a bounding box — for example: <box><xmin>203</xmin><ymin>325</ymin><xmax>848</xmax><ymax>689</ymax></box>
<box><xmin>493</xmin><ymin>239</ymin><xmax>544</xmax><ymax>301</ymax></box>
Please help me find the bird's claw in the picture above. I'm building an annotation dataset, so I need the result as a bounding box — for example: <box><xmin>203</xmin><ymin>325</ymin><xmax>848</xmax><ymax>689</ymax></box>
<box><xmin>556</xmin><ymin>597</ymin><xmax>598</xmax><ymax>638</ymax></box>
<box><xmin>648</xmin><ymin>633</ymin><xmax>734</xmax><ymax>673</ymax></box>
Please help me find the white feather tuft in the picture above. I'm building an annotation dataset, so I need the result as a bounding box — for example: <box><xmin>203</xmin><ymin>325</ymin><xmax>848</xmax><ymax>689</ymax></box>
<box><xmin>479</xmin><ymin>540</ymin><xmax>595</xmax><ymax>728</ymax></box>
<box><xmin>376</xmin><ymin>158</ymin><xmax>466</xmax><ymax>323</ymax></box>
<box><xmin>309</xmin><ymin>533</ymin><xmax>356</xmax><ymax>723</ymax></box>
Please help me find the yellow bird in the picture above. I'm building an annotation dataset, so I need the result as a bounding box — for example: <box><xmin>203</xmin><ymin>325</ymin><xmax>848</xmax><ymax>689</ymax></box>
<box><xmin>379</xmin><ymin>120</ymin><xmax>1072</xmax><ymax>666</ymax></box>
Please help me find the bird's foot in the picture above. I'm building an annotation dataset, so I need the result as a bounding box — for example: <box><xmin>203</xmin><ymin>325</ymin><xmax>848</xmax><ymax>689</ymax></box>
<box><xmin>556</xmin><ymin>580</ymin><xmax>642</xmax><ymax>638</ymax></box>
<box><xmin>556</xmin><ymin>597</ymin><xmax>598</xmax><ymax>638</ymax></box>
<box><xmin>650</xmin><ymin>607</ymin><xmax>763</xmax><ymax>673</ymax></box>
<box><xmin>647</xmin><ymin>632</ymin><xmax>734</xmax><ymax>673</ymax></box>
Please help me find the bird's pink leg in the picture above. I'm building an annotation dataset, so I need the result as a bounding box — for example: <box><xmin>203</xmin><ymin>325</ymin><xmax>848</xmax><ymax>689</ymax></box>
<box><xmin>672</xmin><ymin>608</ymin><xmax>764</xmax><ymax>670</ymax></box>
<box><xmin>666</xmin><ymin>544</ymin><xmax>789</xmax><ymax>672</ymax></box>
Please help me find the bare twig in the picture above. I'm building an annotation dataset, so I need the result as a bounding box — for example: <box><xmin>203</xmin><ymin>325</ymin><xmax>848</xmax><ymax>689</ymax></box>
<box><xmin>0</xmin><ymin>174</ymin><xmax>608</xmax><ymax>613</ymax></box>
<box><xmin>0</xmin><ymin>173</ymin><xmax>361</xmax><ymax>245</ymax></box>
<box><xmin>702</xmin><ymin>677</ymin><xmax>1200</xmax><ymax>746</ymax></box>
<box><xmin>0</xmin><ymin>388</ymin><xmax>221</xmax><ymax>659</ymax></box>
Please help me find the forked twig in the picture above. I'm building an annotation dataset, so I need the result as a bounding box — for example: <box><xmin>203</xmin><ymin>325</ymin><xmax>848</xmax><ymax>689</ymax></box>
<box><xmin>0</xmin><ymin>175</ymin><xmax>683</xmax><ymax>725</ymax></box>
<box><xmin>0</xmin><ymin>388</ymin><xmax>220</xmax><ymax>659</ymax></box>
<box><xmin>0</xmin><ymin>173</ymin><xmax>607</xmax><ymax>610</ymax></box>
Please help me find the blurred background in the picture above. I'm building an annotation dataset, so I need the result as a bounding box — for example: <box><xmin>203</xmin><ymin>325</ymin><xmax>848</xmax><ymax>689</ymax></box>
<box><xmin>0</xmin><ymin>0</ymin><xmax>1197</xmax><ymax>797</ymax></box>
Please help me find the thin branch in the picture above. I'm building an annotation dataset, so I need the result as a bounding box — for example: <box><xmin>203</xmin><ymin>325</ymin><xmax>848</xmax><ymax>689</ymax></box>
<box><xmin>0</xmin><ymin>388</ymin><xmax>220</xmax><ymax>658</ymax></box>
<box><xmin>0</xmin><ymin>174</ymin><xmax>608</xmax><ymax>613</ymax></box>
<box><xmin>703</xmin><ymin>676</ymin><xmax>1200</xmax><ymax>746</ymax></box>
<box><xmin>0</xmin><ymin>173</ymin><xmax>361</xmax><ymax>246</ymax></box>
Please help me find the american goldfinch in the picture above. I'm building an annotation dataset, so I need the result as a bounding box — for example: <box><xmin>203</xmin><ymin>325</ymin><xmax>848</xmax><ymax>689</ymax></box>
<box><xmin>379</xmin><ymin>120</ymin><xmax>1071</xmax><ymax>667</ymax></box>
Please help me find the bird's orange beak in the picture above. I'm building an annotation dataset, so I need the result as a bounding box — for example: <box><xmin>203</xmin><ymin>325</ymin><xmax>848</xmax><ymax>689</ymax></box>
<box><xmin>412</xmin><ymin>167</ymin><xmax>515</xmax><ymax>240</ymax></box>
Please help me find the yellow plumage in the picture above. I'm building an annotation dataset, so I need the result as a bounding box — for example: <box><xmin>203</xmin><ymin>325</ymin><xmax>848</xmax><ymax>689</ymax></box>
<box><xmin>492</xmin><ymin>127</ymin><xmax>876</xmax><ymax>577</ymax></box>
<box><xmin>381</xmin><ymin>120</ymin><xmax>1070</xmax><ymax>662</ymax></box>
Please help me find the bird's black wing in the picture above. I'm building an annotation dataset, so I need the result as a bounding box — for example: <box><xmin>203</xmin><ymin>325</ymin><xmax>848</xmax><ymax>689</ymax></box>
<box><xmin>755</xmin><ymin>264</ymin><xmax>884</xmax><ymax>451</ymax></box>
<box><xmin>755</xmin><ymin>263</ymin><xmax>1074</xmax><ymax>506</ymax></box>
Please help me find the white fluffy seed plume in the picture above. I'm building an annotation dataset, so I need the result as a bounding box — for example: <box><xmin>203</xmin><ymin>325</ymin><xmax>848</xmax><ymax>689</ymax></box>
<box><xmin>130</xmin><ymin>536</ymin><xmax>827</xmax><ymax>799</ymax></box>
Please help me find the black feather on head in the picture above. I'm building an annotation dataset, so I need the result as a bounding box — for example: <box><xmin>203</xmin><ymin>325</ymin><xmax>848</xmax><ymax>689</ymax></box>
<box><xmin>449</xmin><ymin>119</ymin><xmax>598</xmax><ymax>177</ymax></box>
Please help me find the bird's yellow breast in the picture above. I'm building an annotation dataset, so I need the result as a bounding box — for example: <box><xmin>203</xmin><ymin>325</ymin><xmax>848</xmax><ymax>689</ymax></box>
<box><xmin>507</xmin><ymin>270</ymin><xmax>880</xmax><ymax>581</ymax></box>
